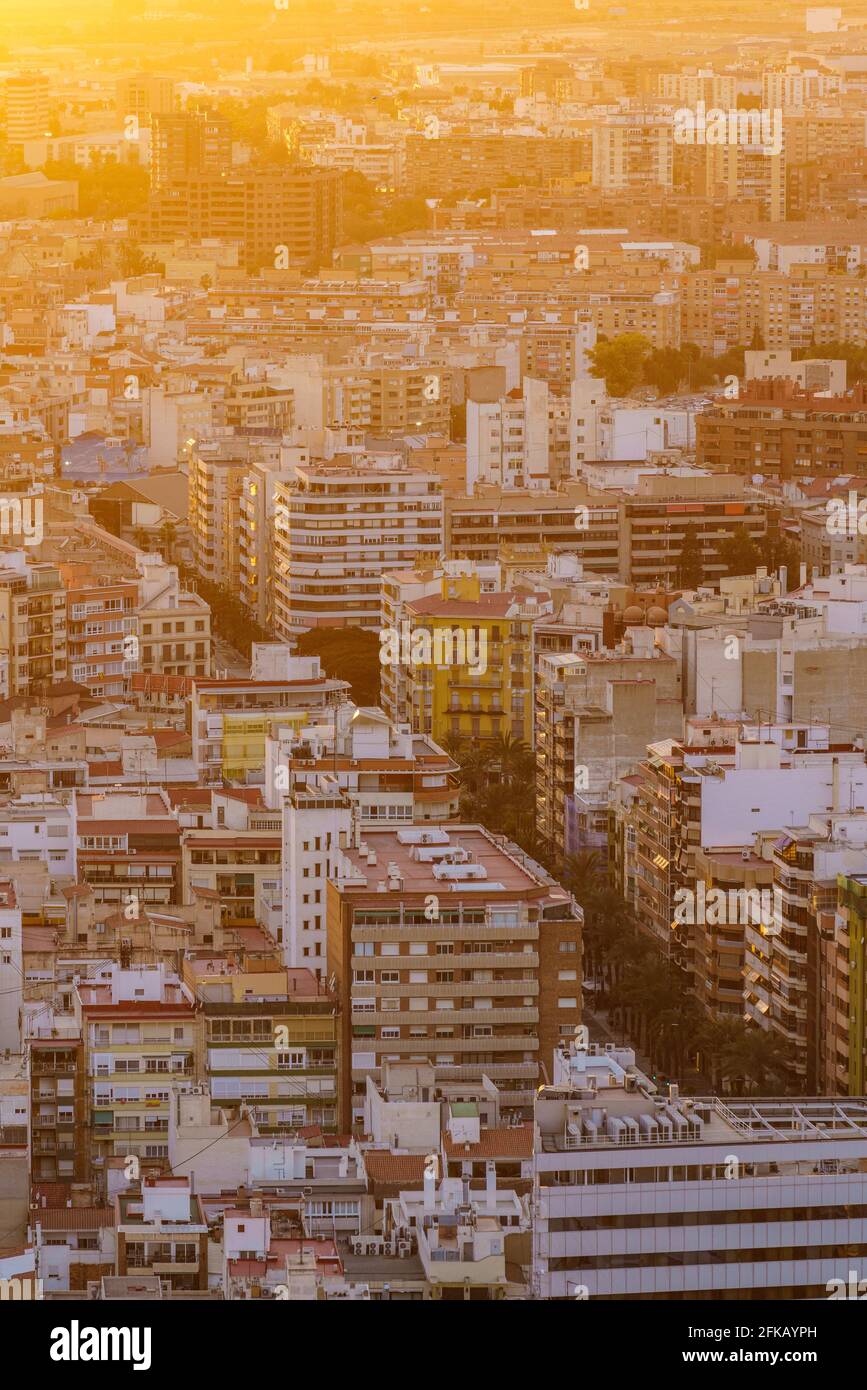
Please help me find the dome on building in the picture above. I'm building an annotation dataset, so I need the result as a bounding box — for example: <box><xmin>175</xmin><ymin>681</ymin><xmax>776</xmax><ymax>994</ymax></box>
<box><xmin>646</xmin><ymin>605</ymin><xmax>667</xmax><ymax>626</ymax></box>
<box><xmin>622</xmin><ymin>605</ymin><xmax>643</xmax><ymax>624</ymax></box>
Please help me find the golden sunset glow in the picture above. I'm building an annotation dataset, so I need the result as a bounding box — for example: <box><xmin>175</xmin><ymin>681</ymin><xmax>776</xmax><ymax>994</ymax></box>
<box><xmin>0</xmin><ymin>0</ymin><xmax>864</xmax><ymax>1340</ymax></box>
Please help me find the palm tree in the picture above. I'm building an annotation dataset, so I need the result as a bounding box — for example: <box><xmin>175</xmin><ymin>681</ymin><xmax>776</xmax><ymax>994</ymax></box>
<box><xmin>487</xmin><ymin>732</ymin><xmax>530</xmax><ymax>785</ymax></box>
<box><xmin>720</xmin><ymin>1024</ymin><xmax>795</xmax><ymax>1095</ymax></box>
<box><xmin>441</xmin><ymin>732</ymin><xmax>466</xmax><ymax>763</ymax></box>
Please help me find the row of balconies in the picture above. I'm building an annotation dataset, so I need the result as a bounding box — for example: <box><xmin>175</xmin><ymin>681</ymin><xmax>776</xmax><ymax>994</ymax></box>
<box><xmin>350</xmin><ymin>951</ymin><xmax>538</xmax><ymax>972</ymax></box>
<box><xmin>351</xmin><ymin>1007</ymin><xmax>538</xmax><ymax>1026</ymax></box>
<box><xmin>360</xmin><ymin>979</ymin><xmax>538</xmax><ymax>998</ymax></box>
<box><xmin>351</xmin><ymin>1036</ymin><xmax>539</xmax><ymax>1055</ymax></box>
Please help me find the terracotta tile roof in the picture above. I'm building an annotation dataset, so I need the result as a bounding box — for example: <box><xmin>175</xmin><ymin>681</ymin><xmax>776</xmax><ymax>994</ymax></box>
<box><xmin>37</xmin><ymin>1206</ymin><xmax>115</xmax><ymax>1231</ymax></box>
<box><xmin>362</xmin><ymin>1152</ymin><xmax>427</xmax><ymax>1185</ymax></box>
<box><xmin>443</xmin><ymin>1125</ymin><xmax>534</xmax><ymax>1160</ymax></box>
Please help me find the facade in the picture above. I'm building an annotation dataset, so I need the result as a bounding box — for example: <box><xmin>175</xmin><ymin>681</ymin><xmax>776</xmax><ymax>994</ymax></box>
<box><xmin>75</xmin><ymin>965</ymin><xmax>196</xmax><ymax>1179</ymax></box>
<box><xmin>535</xmin><ymin>1043</ymin><xmax>867</xmax><ymax>1300</ymax></box>
<box><xmin>0</xmin><ymin>557</ymin><xmax>67</xmax><ymax>697</ymax></box>
<box><xmin>271</xmin><ymin>459</ymin><xmax>443</xmax><ymax>637</ymax></box>
<box><xmin>327</xmin><ymin>823</ymin><xmax>582</xmax><ymax>1130</ymax></box>
<box><xmin>191</xmin><ymin>664</ymin><xmax>350</xmax><ymax>785</ymax></box>
<box><xmin>184</xmin><ymin>957</ymin><xmax>339</xmax><ymax>1132</ymax></box>
<box><xmin>402</xmin><ymin>573</ymin><xmax>548</xmax><ymax>747</ymax></box>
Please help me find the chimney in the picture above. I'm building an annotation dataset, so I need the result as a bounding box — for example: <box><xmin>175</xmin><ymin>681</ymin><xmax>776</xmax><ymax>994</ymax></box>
<box><xmin>778</xmin><ymin>565</ymin><xmax>787</xmax><ymax>597</ymax></box>
<box><xmin>423</xmin><ymin>1160</ymin><xmax>436</xmax><ymax>1211</ymax></box>
<box><xmin>832</xmin><ymin>756</ymin><xmax>840</xmax><ymax>814</ymax></box>
<box><xmin>485</xmin><ymin>1159</ymin><xmax>496</xmax><ymax>1199</ymax></box>
<box><xmin>799</xmin><ymin>562</ymin><xmax>807</xmax><ymax>588</ymax></box>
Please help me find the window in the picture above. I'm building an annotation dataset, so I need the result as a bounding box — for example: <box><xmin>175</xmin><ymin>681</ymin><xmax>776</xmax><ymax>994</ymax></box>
<box><xmin>558</xmin><ymin>997</ymin><xmax>578</xmax><ymax>1009</ymax></box>
<box><xmin>559</xmin><ymin>941</ymin><xmax>578</xmax><ymax>953</ymax></box>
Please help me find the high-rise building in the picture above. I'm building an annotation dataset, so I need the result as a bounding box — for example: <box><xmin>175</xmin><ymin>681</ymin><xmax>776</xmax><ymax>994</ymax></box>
<box><xmin>591</xmin><ymin>113</ymin><xmax>674</xmax><ymax>191</ymax></box>
<box><xmin>271</xmin><ymin>457</ymin><xmax>443</xmax><ymax>639</ymax></box>
<box><xmin>327</xmin><ymin>823</ymin><xmax>583</xmax><ymax>1130</ymax></box>
<box><xmin>150</xmin><ymin>112</ymin><xmax>232</xmax><ymax>189</ymax></box>
<box><xmin>5</xmin><ymin>73</ymin><xmax>49</xmax><ymax>145</ymax></box>
<box><xmin>535</xmin><ymin>1042</ymin><xmax>867</xmax><ymax>1301</ymax></box>
<box><xmin>134</xmin><ymin>164</ymin><xmax>343</xmax><ymax>272</ymax></box>
<box><xmin>115</xmin><ymin>74</ymin><xmax>175</xmax><ymax>130</ymax></box>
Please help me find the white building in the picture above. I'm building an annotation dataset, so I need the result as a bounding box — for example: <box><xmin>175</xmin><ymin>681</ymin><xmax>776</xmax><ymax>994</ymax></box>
<box><xmin>0</xmin><ymin>793</ymin><xmax>76</xmax><ymax>877</ymax></box>
<box><xmin>535</xmin><ymin>1043</ymin><xmax>867</xmax><ymax>1300</ymax></box>
<box><xmin>271</xmin><ymin>456</ymin><xmax>443</xmax><ymax>637</ymax></box>
<box><xmin>279</xmin><ymin>787</ymin><xmax>352</xmax><ymax>975</ymax></box>
<box><xmin>0</xmin><ymin>883</ymin><xmax>22</xmax><ymax>1052</ymax></box>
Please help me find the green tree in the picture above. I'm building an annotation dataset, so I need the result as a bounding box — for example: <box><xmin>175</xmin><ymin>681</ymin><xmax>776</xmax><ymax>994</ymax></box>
<box><xmin>677</xmin><ymin>523</ymin><xmax>705</xmax><ymax>589</ymax></box>
<box><xmin>294</xmin><ymin>626</ymin><xmax>381</xmax><ymax>706</ymax></box>
<box><xmin>715</xmin><ymin>527</ymin><xmax>761</xmax><ymax>578</ymax></box>
<box><xmin>643</xmin><ymin>346</ymin><xmax>686</xmax><ymax>396</ymax></box>
<box><xmin>588</xmin><ymin>332</ymin><xmax>652</xmax><ymax>397</ymax></box>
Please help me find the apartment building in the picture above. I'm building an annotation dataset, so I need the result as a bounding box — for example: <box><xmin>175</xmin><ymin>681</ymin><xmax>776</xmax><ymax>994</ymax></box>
<box><xmin>134</xmin><ymin>165</ymin><xmax>342</xmax><ymax>271</ymax></box>
<box><xmin>534</xmin><ymin>634</ymin><xmax>682</xmax><ymax>863</ymax></box>
<box><xmin>696</xmin><ymin>381</ymin><xmax>867</xmax><ymax>478</ymax></box>
<box><xmin>402</xmin><ymin>574</ymin><xmax>549</xmax><ymax>747</ymax></box>
<box><xmin>466</xmin><ymin>379</ymin><xmax>571</xmax><ymax>491</ymax></box>
<box><xmin>447</xmin><ymin>488</ymin><xmax>621</xmax><ymax>578</ymax></box>
<box><xmin>75</xmin><ymin>964</ymin><xmax>196</xmax><ymax>1178</ymax></box>
<box><xmin>327</xmin><ymin>823</ymin><xmax>583</xmax><ymax>1130</ymax></box>
<box><xmin>66</xmin><ymin>576</ymin><xmax>138</xmax><ymax>698</ymax></box>
<box><xmin>114</xmin><ymin>1176</ymin><xmax>208</xmax><ymax>1292</ymax></box>
<box><xmin>404</xmin><ymin>134</ymin><xmax>588</xmax><ymax>195</ymax></box>
<box><xmin>705</xmin><ymin>143</ymin><xmax>786</xmax><ymax>223</ymax></box>
<box><xmin>115</xmin><ymin>74</ymin><xmax>175</xmax><ymax>130</ymax></box>
<box><xmin>135</xmin><ymin>552</ymin><xmax>212</xmax><ymax>681</ymax></box>
<box><xmin>688</xmin><ymin>569</ymin><xmax>867</xmax><ymax>741</ymax></box>
<box><xmin>183</xmin><ymin>955</ymin><xmax>339</xmax><ymax>1131</ymax></box>
<box><xmin>535</xmin><ymin>1042</ymin><xmax>867</xmax><ymax>1300</ymax></box>
<box><xmin>0</xmin><ymin>555</ymin><xmax>67</xmax><ymax>697</ymax></box>
<box><xmin>278</xmin><ymin>788</ymin><xmax>351</xmax><ymax>979</ymax></box>
<box><xmin>591</xmin><ymin>114</ymin><xmax>674</xmax><ymax>191</ymax></box>
<box><xmin>26</xmin><ymin>1020</ymin><xmax>87</xmax><ymax>1186</ymax></box>
<box><xmin>746</xmin><ymin>811</ymin><xmax>867</xmax><ymax>1090</ymax></box>
<box><xmin>391</xmin><ymin>1169</ymin><xmax>527</xmax><ymax>1300</ymax></box>
<box><xmin>150</xmin><ymin>112</ymin><xmax>232</xmax><ymax>189</ymax></box>
<box><xmin>182</xmin><ymin>828</ymin><xmax>281</xmax><ymax>928</ymax></box>
<box><xmin>833</xmin><ymin>871</ymin><xmax>867</xmax><ymax>1095</ymax></box>
<box><xmin>265</xmin><ymin>702</ymin><xmax>460</xmax><ymax>826</ymax></box>
<box><xmin>271</xmin><ymin>458</ymin><xmax>443</xmax><ymax>638</ymax></box>
<box><xmin>238</xmin><ymin>458</ymin><xmax>294</xmax><ymax>629</ymax></box>
<box><xmin>4</xmin><ymin>72</ymin><xmax>49</xmax><ymax>145</ymax></box>
<box><xmin>279</xmin><ymin>358</ymin><xmax>451</xmax><ymax>436</ymax></box>
<box><xmin>683</xmin><ymin>267</ymin><xmax>867</xmax><ymax>356</ymax></box>
<box><xmin>618</xmin><ymin>472</ymin><xmax>768</xmax><ymax>588</ymax></box>
<box><xmin>191</xmin><ymin>661</ymin><xmax>350</xmax><ymax>785</ymax></box>
<box><xmin>75</xmin><ymin>791</ymin><xmax>182</xmax><ymax>910</ymax></box>
<box><xmin>0</xmin><ymin>793</ymin><xmax>76</xmax><ymax>878</ymax></box>
<box><xmin>187</xmin><ymin>441</ymin><xmax>249</xmax><ymax>591</ymax></box>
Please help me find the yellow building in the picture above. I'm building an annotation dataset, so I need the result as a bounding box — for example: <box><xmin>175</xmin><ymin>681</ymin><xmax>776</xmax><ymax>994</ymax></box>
<box><xmin>401</xmin><ymin>574</ymin><xmax>547</xmax><ymax>747</ymax></box>
<box><xmin>183</xmin><ymin>953</ymin><xmax>339</xmax><ymax>1131</ymax></box>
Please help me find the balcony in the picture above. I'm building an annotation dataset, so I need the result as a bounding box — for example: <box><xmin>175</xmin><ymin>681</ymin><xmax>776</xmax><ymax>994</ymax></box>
<box><xmin>351</xmin><ymin>1007</ymin><xmax>537</xmax><ymax>1026</ymax></box>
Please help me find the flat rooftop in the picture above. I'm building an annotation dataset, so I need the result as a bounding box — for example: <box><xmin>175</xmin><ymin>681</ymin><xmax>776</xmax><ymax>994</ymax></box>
<box><xmin>338</xmin><ymin>824</ymin><xmax>560</xmax><ymax>899</ymax></box>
